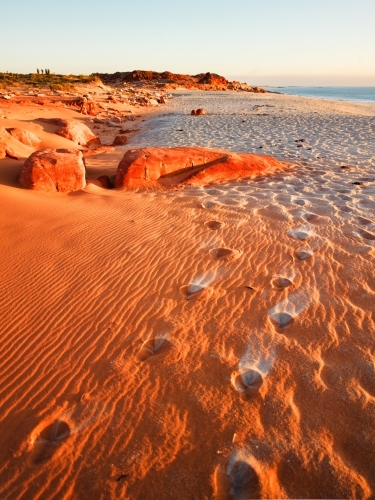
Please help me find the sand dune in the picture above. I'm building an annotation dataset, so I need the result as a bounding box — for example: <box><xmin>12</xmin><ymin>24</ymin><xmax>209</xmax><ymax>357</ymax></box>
<box><xmin>0</xmin><ymin>91</ymin><xmax>375</xmax><ymax>499</ymax></box>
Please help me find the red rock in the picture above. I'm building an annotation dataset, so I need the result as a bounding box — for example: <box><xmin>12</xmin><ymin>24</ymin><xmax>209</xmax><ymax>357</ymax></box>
<box><xmin>7</xmin><ymin>128</ymin><xmax>41</xmax><ymax>147</ymax></box>
<box><xmin>97</xmin><ymin>175</ymin><xmax>112</xmax><ymax>189</ymax></box>
<box><xmin>196</xmin><ymin>108</ymin><xmax>206</xmax><ymax>115</ymax></box>
<box><xmin>191</xmin><ymin>109</ymin><xmax>197</xmax><ymax>116</ymax></box>
<box><xmin>0</xmin><ymin>139</ymin><xmax>6</xmax><ymax>159</ymax></box>
<box><xmin>19</xmin><ymin>149</ymin><xmax>86</xmax><ymax>192</ymax></box>
<box><xmin>112</xmin><ymin>134</ymin><xmax>128</xmax><ymax>146</ymax></box>
<box><xmin>115</xmin><ymin>147</ymin><xmax>286</xmax><ymax>188</ymax></box>
<box><xmin>198</xmin><ymin>72</ymin><xmax>228</xmax><ymax>86</ymax></box>
<box><xmin>5</xmin><ymin>148</ymin><xmax>18</xmax><ymax>160</ymax></box>
<box><xmin>0</xmin><ymin>126</ymin><xmax>10</xmax><ymax>141</ymax></box>
<box><xmin>55</xmin><ymin>120</ymin><xmax>100</xmax><ymax>147</ymax></box>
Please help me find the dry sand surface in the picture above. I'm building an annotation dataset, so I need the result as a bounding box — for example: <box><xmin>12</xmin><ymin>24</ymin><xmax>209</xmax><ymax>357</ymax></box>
<box><xmin>0</xmin><ymin>89</ymin><xmax>375</xmax><ymax>499</ymax></box>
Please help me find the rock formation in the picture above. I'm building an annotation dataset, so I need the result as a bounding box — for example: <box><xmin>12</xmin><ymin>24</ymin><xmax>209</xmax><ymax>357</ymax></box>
<box><xmin>115</xmin><ymin>147</ymin><xmax>286</xmax><ymax>188</ymax></box>
<box><xmin>7</xmin><ymin>128</ymin><xmax>41</xmax><ymax>147</ymax></box>
<box><xmin>98</xmin><ymin>70</ymin><xmax>267</xmax><ymax>93</ymax></box>
<box><xmin>0</xmin><ymin>140</ymin><xmax>6</xmax><ymax>159</ymax></box>
<box><xmin>55</xmin><ymin>120</ymin><xmax>100</xmax><ymax>147</ymax></box>
<box><xmin>19</xmin><ymin>149</ymin><xmax>86</xmax><ymax>192</ymax></box>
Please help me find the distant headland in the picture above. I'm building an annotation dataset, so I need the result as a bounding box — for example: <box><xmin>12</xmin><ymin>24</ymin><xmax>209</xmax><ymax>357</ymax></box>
<box><xmin>97</xmin><ymin>70</ymin><xmax>267</xmax><ymax>93</ymax></box>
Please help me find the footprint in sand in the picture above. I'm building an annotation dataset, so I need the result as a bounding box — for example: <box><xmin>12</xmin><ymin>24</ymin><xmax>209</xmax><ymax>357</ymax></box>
<box><xmin>269</xmin><ymin>288</ymin><xmax>311</xmax><ymax>329</ymax></box>
<box><xmin>214</xmin><ymin>454</ymin><xmax>261</xmax><ymax>500</ymax></box>
<box><xmin>271</xmin><ymin>275</ymin><xmax>293</xmax><ymax>290</ymax></box>
<box><xmin>205</xmin><ymin>220</ymin><xmax>225</xmax><ymax>230</ymax></box>
<box><xmin>210</xmin><ymin>247</ymin><xmax>243</xmax><ymax>262</ymax></box>
<box><xmin>231</xmin><ymin>369</ymin><xmax>263</xmax><ymax>398</ymax></box>
<box><xmin>295</xmin><ymin>248</ymin><xmax>314</xmax><ymax>260</ymax></box>
<box><xmin>180</xmin><ymin>283</ymin><xmax>214</xmax><ymax>301</ymax></box>
<box><xmin>301</xmin><ymin>212</ymin><xmax>320</xmax><ymax>223</ymax></box>
<box><xmin>32</xmin><ymin>419</ymin><xmax>71</xmax><ymax>463</ymax></box>
<box><xmin>137</xmin><ymin>337</ymin><xmax>169</xmax><ymax>361</ymax></box>
<box><xmin>287</xmin><ymin>224</ymin><xmax>314</xmax><ymax>240</ymax></box>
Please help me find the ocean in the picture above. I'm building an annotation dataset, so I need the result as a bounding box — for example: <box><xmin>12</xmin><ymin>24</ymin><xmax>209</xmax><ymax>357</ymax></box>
<box><xmin>267</xmin><ymin>86</ymin><xmax>375</xmax><ymax>104</ymax></box>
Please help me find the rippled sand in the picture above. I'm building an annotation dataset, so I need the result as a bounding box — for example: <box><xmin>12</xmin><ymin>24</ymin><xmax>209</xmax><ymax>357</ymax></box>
<box><xmin>1</xmin><ymin>92</ymin><xmax>375</xmax><ymax>499</ymax></box>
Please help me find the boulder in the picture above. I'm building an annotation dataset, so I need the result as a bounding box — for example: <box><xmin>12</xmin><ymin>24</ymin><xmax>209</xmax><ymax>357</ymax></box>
<box><xmin>5</xmin><ymin>147</ymin><xmax>18</xmax><ymax>160</ymax></box>
<box><xmin>7</xmin><ymin>128</ymin><xmax>41</xmax><ymax>147</ymax></box>
<box><xmin>112</xmin><ymin>134</ymin><xmax>128</xmax><ymax>146</ymax></box>
<box><xmin>191</xmin><ymin>109</ymin><xmax>197</xmax><ymax>116</ymax></box>
<box><xmin>115</xmin><ymin>147</ymin><xmax>286</xmax><ymax>188</ymax></box>
<box><xmin>55</xmin><ymin>120</ymin><xmax>100</xmax><ymax>147</ymax></box>
<box><xmin>19</xmin><ymin>149</ymin><xmax>86</xmax><ymax>192</ymax></box>
<box><xmin>0</xmin><ymin>126</ymin><xmax>10</xmax><ymax>141</ymax></box>
<box><xmin>196</xmin><ymin>108</ymin><xmax>206</xmax><ymax>115</ymax></box>
<box><xmin>0</xmin><ymin>139</ymin><xmax>6</xmax><ymax>158</ymax></box>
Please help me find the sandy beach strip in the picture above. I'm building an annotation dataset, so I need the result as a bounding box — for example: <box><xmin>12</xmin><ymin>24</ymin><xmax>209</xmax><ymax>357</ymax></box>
<box><xmin>0</xmin><ymin>90</ymin><xmax>375</xmax><ymax>499</ymax></box>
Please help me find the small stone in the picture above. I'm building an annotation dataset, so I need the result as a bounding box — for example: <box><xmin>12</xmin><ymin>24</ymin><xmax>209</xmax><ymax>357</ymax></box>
<box><xmin>112</xmin><ymin>135</ymin><xmax>128</xmax><ymax>146</ymax></box>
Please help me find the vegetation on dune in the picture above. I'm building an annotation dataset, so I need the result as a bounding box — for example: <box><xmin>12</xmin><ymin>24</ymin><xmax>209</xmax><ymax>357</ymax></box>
<box><xmin>0</xmin><ymin>72</ymin><xmax>102</xmax><ymax>91</ymax></box>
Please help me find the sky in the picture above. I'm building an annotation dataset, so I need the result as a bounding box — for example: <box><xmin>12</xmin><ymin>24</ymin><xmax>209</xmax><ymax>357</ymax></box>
<box><xmin>1</xmin><ymin>0</ymin><xmax>374</xmax><ymax>86</ymax></box>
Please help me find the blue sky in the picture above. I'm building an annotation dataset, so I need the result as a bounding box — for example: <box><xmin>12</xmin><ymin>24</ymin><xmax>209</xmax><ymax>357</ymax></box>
<box><xmin>1</xmin><ymin>0</ymin><xmax>374</xmax><ymax>85</ymax></box>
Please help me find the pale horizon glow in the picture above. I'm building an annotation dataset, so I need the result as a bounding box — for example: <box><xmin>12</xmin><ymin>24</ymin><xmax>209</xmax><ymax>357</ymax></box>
<box><xmin>1</xmin><ymin>0</ymin><xmax>374</xmax><ymax>86</ymax></box>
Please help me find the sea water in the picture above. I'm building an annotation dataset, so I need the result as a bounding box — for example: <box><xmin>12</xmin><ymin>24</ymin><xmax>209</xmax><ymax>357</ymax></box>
<box><xmin>267</xmin><ymin>86</ymin><xmax>375</xmax><ymax>104</ymax></box>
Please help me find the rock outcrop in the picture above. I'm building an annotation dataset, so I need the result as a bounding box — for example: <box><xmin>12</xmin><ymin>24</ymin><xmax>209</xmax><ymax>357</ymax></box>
<box><xmin>0</xmin><ymin>140</ymin><xmax>6</xmax><ymax>158</ymax></box>
<box><xmin>0</xmin><ymin>126</ymin><xmax>10</xmax><ymax>141</ymax></box>
<box><xmin>0</xmin><ymin>127</ymin><xmax>10</xmax><ymax>158</ymax></box>
<box><xmin>98</xmin><ymin>70</ymin><xmax>267</xmax><ymax>93</ymax></box>
<box><xmin>19</xmin><ymin>149</ymin><xmax>86</xmax><ymax>192</ymax></box>
<box><xmin>55</xmin><ymin>120</ymin><xmax>100</xmax><ymax>147</ymax></box>
<box><xmin>115</xmin><ymin>147</ymin><xmax>286</xmax><ymax>188</ymax></box>
<box><xmin>7</xmin><ymin>128</ymin><xmax>41</xmax><ymax>147</ymax></box>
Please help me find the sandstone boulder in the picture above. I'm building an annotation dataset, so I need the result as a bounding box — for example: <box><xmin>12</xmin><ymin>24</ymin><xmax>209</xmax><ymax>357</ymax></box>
<box><xmin>19</xmin><ymin>149</ymin><xmax>86</xmax><ymax>192</ymax></box>
<box><xmin>0</xmin><ymin>126</ymin><xmax>10</xmax><ymax>141</ymax></box>
<box><xmin>115</xmin><ymin>147</ymin><xmax>286</xmax><ymax>188</ymax></box>
<box><xmin>7</xmin><ymin>128</ymin><xmax>41</xmax><ymax>147</ymax></box>
<box><xmin>112</xmin><ymin>134</ymin><xmax>128</xmax><ymax>146</ymax></box>
<box><xmin>191</xmin><ymin>109</ymin><xmax>197</xmax><ymax>116</ymax></box>
<box><xmin>5</xmin><ymin>147</ymin><xmax>18</xmax><ymax>160</ymax></box>
<box><xmin>0</xmin><ymin>139</ymin><xmax>6</xmax><ymax>158</ymax></box>
<box><xmin>196</xmin><ymin>108</ymin><xmax>206</xmax><ymax>115</ymax></box>
<box><xmin>55</xmin><ymin>120</ymin><xmax>100</xmax><ymax>147</ymax></box>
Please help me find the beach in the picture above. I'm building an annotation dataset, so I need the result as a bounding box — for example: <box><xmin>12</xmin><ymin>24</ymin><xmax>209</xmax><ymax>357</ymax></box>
<box><xmin>1</xmin><ymin>89</ymin><xmax>375</xmax><ymax>499</ymax></box>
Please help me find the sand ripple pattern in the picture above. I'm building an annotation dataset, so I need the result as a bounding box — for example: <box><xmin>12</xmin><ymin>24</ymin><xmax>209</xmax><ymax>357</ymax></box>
<box><xmin>1</xmin><ymin>92</ymin><xmax>375</xmax><ymax>498</ymax></box>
